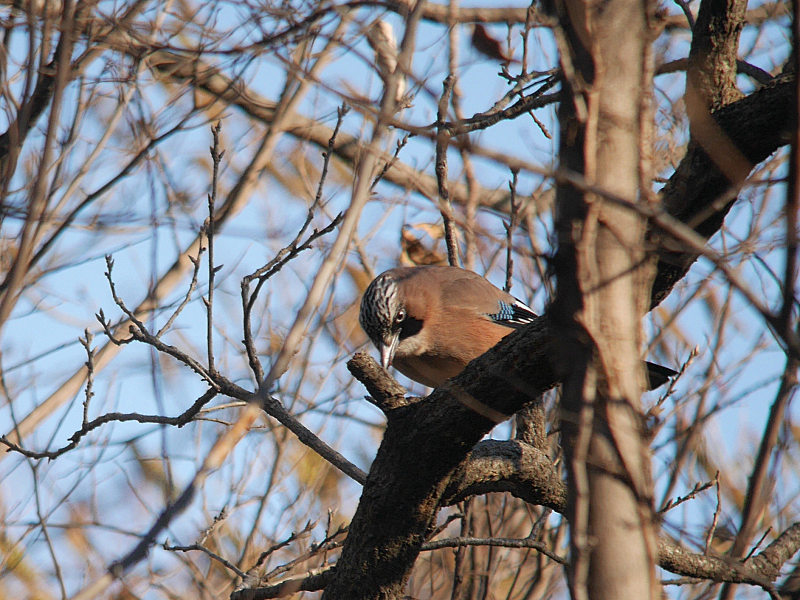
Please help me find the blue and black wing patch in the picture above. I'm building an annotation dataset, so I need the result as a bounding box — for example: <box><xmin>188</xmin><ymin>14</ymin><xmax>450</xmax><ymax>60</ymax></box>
<box><xmin>486</xmin><ymin>299</ymin><xmax>537</xmax><ymax>328</ymax></box>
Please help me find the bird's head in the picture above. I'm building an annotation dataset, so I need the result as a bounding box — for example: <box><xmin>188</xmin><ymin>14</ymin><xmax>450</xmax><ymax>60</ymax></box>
<box><xmin>359</xmin><ymin>272</ymin><xmax>406</xmax><ymax>369</ymax></box>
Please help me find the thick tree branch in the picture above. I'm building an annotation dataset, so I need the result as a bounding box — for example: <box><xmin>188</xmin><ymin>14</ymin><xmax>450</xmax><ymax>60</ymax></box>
<box><xmin>440</xmin><ymin>439</ymin><xmax>565</xmax><ymax>509</ymax></box>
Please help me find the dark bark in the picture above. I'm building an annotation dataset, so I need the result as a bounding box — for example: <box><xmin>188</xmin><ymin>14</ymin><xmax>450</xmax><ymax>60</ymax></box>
<box><xmin>687</xmin><ymin>0</ymin><xmax>749</xmax><ymax>110</ymax></box>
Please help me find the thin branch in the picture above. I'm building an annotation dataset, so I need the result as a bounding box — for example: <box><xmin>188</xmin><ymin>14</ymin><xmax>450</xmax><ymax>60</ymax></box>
<box><xmin>241</xmin><ymin>213</ymin><xmax>344</xmax><ymax>380</ymax></box>
<box><xmin>231</xmin><ymin>569</ymin><xmax>333</xmax><ymax>600</ymax></box>
<box><xmin>206</xmin><ymin>121</ymin><xmax>223</xmax><ymax>375</ymax></box>
<box><xmin>256</xmin><ymin>0</ymin><xmax>425</xmax><ymax>397</ymax></box>
<box><xmin>435</xmin><ymin>75</ymin><xmax>459</xmax><ymax>267</ymax></box>
<box><xmin>248</xmin><ymin>523</ymin><xmax>316</xmax><ymax>575</ymax></box>
<box><xmin>745</xmin><ymin>527</ymin><xmax>773</xmax><ymax>561</ymax></box>
<box><xmin>504</xmin><ymin>168</ymin><xmax>520</xmax><ymax>292</ymax></box>
<box><xmin>421</xmin><ymin>535</ymin><xmax>567</xmax><ymax>565</ymax></box>
<box><xmin>659</xmin><ymin>478</ymin><xmax>715</xmax><ymax>514</ymax></box>
<box><xmin>241</xmin><ymin>104</ymin><xmax>347</xmax><ymax>383</ymax></box>
<box><xmin>262</xmin><ymin>526</ymin><xmax>345</xmax><ymax>582</ymax></box>
<box><xmin>727</xmin><ymin>353</ymin><xmax>799</xmax><ymax>558</ymax></box>
<box><xmin>369</xmin><ymin>133</ymin><xmax>409</xmax><ymax>190</ymax></box>
<box><xmin>78</xmin><ymin>329</ymin><xmax>94</xmax><ymax>426</ymax></box>
<box><xmin>102</xmin><ymin>255</ymin><xmax>148</xmax><ymax>334</ymax></box>
<box><xmin>31</xmin><ymin>462</ymin><xmax>67</xmax><ymax>599</ymax></box>
<box><xmin>0</xmin><ymin>389</ymin><xmax>218</xmax><ymax>460</ymax></box>
<box><xmin>163</xmin><ymin>540</ymin><xmax>246</xmax><ymax>579</ymax></box>
<box><xmin>155</xmin><ymin>245</ymin><xmax>206</xmax><ymax>338</ymax></box>
<box><xmin>704</xmin><ymin>471</ymin><xmax>721</xmax><ymax>554</ymax></box>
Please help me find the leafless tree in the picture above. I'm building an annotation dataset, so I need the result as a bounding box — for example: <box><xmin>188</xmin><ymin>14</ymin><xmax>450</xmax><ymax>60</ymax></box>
<box><xmin>0</xmin><ymin>1</ymin><xmax>796</xmax><ymax>599</ymax></box>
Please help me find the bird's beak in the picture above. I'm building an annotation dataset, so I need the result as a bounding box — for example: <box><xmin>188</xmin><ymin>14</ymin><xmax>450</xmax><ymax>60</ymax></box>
<box><xmin>380</xmin><ymin>333</ymin><xmax>400</xmax><ymax>369</ymax></box>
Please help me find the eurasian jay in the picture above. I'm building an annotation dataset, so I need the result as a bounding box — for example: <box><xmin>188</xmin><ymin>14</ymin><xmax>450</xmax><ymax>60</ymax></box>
<box><xmin>359</xmin><ymin>265</ymin><xmax>675</xmax><ymax>388</ymax></box>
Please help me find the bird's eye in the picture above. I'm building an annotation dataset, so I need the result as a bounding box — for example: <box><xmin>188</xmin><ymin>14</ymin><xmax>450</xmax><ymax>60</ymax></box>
<box><xmin>394</xmin><ymin>309</ymin><xmax>406</xmax><ymax>325</ymax></box>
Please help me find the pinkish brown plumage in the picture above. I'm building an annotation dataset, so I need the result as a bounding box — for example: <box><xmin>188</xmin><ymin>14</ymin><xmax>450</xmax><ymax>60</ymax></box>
<box><xmin>359</xmin><ymin>266</ymin><xmax>536</xmax><ymax>387</ymax></box>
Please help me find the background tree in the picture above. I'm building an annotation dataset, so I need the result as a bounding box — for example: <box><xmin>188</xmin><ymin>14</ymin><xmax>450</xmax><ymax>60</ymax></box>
<box><xmin>0</xmin><ymin>1</ymin><xmax>796</xmax><ymax>599</ymax></box>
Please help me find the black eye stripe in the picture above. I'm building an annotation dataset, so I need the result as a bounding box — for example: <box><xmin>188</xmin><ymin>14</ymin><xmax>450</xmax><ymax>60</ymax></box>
<box><xmin>398</xmin><ymin>316</ymin><xmax>422</xmax><ymax>340</ymax></box>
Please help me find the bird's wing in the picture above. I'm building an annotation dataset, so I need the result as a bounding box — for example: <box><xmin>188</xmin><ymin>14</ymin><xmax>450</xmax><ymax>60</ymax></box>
<box><xmin>484</xmin><ymin>297</ymin><xmax>537</xmax><ymax>328</ymax></box>
<box><xmin>438</xmin><ymin>270</ymin><xmax>537</xmax><ymax>329</ymax></box>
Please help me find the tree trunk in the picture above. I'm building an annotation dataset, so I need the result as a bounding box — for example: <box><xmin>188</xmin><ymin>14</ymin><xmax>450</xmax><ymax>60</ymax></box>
<box><xmin>547</xmin><ymin>0</ymin><xmax>660</xmax><ymax>596</ymax></box>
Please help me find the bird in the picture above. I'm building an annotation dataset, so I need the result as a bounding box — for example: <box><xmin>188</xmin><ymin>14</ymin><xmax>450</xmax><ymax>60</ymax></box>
<box><xmin>359</xmin><ymin>265</ymin><xmax>537</xmax><ymax>387</ymax></box>
<box><xmin>359</xmin><ymin>265</ymin><xmax>676</xmax><ymax>389</ymax></box>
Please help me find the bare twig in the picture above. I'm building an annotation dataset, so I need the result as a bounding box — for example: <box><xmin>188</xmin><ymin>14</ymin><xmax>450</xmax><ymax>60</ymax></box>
<box><xmin>421</xmin><ymin>535</ymin><xmax>567</xmax><ymax>565</ymax></box>
<box><xmin>704</xmin><ymin>471</ymin><xmax>722</xmax><ymax>555</ymax></box>
<box><xmin>248</xmin><ymin>523</ymin><xmax>316</xmax><ymax>574</ymax></box>
<box><xmin>206</xmin><ymin>121</ymin><xmax>223</xmax><ymax>374</ymax></box>
<box><xmin>103</xmin><ymin>255</ymin><xmax>147</xmax><ymax>334</ymax></box>
<box><xmin>745</xmin><ymin>527</ymin><xmax>773</xmax><ymax>561</ymax></box>
<box><xmin>504</xmin><ymin>168</ymin><xmax>520</xmax><ymax>292</ymax></box>
<box><xmin>369</xmin><ymin>133</ymin><xmax>409</xmax><ymax>190</ymax></box>
<box><xmin>646</xmin><ymin>346</ymin><xmax>698</xmax><ymax>440</ymax></box>
<box><xmin>198</xmin><ymin>508</ymin><xmax>229</xmax><ymax>545</ymax></box>
<box><xmin>241</xmin><ymin>104</ymin><xmax>348</xmax><ymax>383</ymax></box>
<box><xmin>233</xmin><ymin>524</ymin><xmax>346</xmax><ymax>599</ymax></box>
<box><xmin>256</xmin><ymin>0</ymin><xmax>425</xmax><ymax>395</ymax></box>
<box><xmin>164</xmin><ymin>540</ymin><xmax>247</xmax><ymax>579</ymax></box>
<box><xmin>155</xmin><ymin>245</ymin><xmax>206</xmax><ymax>338</ymax></box>
<box><xmin>726</xmin><ymin>352</ymin><xmax>799</xmax><ymax>559</ymax></box>
<box><xmin>262</xmin><ymin>524</ymin><xmax>346</xmax><ymax>582</ymax></box>
<box><xmin>241</xmin><ymin>213</ymin><xmax>344</xmax><ymax>380</ymax></box>
<box><xmin>0</xmin><ymin>389</ymin><xmax>218</xmax><ymax>460</ymax></box>
<box><xmin>78</xmin><ymin>329</ymin><xmax>94</xmax><ymax>426</ymax></box>
<box><xmin>435</xmin><ymin>75</ymin><xmax>459</xmax><ymax>267</ymax></box>
<box><xmin>31</xmin><ymin>463</ymin><xmax>67</xmax><ymax>599</ymax></box>
<box><xmin>95</xmin><ymin>302</ymin><xmax>365</xmax><ymax>492</ymax></box>
<box><xmin>659</xmin><ymin>478</ymin><xmax>715</xmax><ymax>513</ymax></box>
<box><xmin>231</xmin><ymin>569</ymin><xmax>333</xmax><ymax>600</ymax></box>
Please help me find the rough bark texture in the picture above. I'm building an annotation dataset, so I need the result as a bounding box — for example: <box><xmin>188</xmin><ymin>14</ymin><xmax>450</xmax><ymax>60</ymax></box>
<box><xmin>687</xmin><ymin>0</ymin><xmax>748</xmax><ymax>110</ymax></box>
